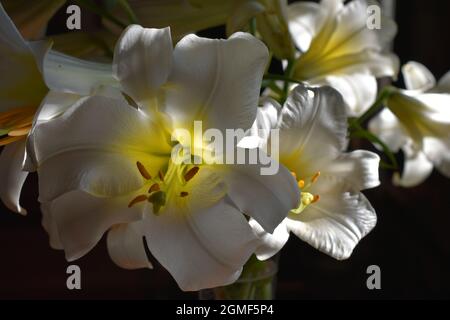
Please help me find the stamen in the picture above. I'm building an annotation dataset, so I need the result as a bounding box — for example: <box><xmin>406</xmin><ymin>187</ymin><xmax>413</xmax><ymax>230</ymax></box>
<box><xmin>158</xmin><ymin>170</ymin><xmax>165</xmax><ymax>181</ymax></box>
<box><xmin>128</xmin><ymin>195</ymin><xmax>148</xmax><ymax>208</ymax></box>
<box><xmin>7</xmin><ymin>125</ymin><xmax>31</xmax><ymax>137</ymax></box>
<box><xmin>184</xmin><ymin>166</ymin><xmax>199</xmax><ymax>182</ymax></box>
<box><xmin>298</xmin><ymin>180</ymin><xmax>305</xmax><ymax>189</ymax></box>
<box><xmin>136</xmin><ymin>161</ymin><xmax>152</xmax><ymax>180</ymax></box>
<box><xmin>0</xmin><ymin>135</ymin><xmax>23</xmax><ymax>146</ymax></box>
<box><xmin>312</xmin><ymin>195</ymin><xmax>320</xmax><ymax>203</ymax></box>
<box><xmin>148</xmin><ymin>183</ymin><xmax>160</xmax><ymax>193</ymax></box>
<box><xmin>311</xmin><ymin>171</ymin><xmax>321</xmax><ymax>183</ymax></box>
<box><xmin>291</xmin><ymin>171</ymin><xmax>297</xmax><ymax>179</ymax></box>
<box><xmin>180</xmin><ymin>191</ymin><xmax>189</xmax><ymax>197</ymax></box>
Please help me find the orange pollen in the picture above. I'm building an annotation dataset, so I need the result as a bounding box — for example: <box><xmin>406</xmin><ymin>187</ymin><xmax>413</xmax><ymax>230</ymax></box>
<box><xmin>298</xmin><ymin>180</ymin><xmax>305</xmax><ymax>189</ymax></box>
<box><xmin>184</xmin><ymin>166</ymin><xmax>199</xmax><ymax>182</ymax></box>
<box><xmin>312</xmin><ymin>195</ymin><xmax>320</xmax><ymax>204</ymax></box>
<box><xmin>128</xmin><ymin>195</ymin><xmax>148</xmax><ymax>208</ymax></box>
<box><xmin>311</xmin><ymin>171</ymin><xmax>321</xmax><ymax>183</ymax></box>
<box><xmin>0</xmin><ymin>135</ymin><xmax>24</xmax><ymax>146</ymax></box>
<box><xmin>0</xmin><ymin>106</ymin><xmax>36</xmax><ymax>146</ymax></box>
<box><xmin>136</xmin><ymin>161</ymin><xmax>152</xmax><ymax>180</ymax></box>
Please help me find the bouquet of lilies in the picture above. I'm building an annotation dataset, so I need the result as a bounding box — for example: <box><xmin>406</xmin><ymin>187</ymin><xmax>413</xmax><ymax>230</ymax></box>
<box><xmin>0</xmin><ymin>0</ymin><xmax>448</xmax><ymax>298</ymax></box>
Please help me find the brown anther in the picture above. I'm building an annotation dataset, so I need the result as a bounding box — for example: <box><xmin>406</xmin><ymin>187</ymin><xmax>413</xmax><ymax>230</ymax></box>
<box><xmin>298</xmin><ymin>180</ymin><xmax>305</xmax><ymax>189</ymax></box>
<box><xmin>312</xmin><ymin>195</ymin><xmax>320</xmax><ymax>203</ymax></box>
<box><xmin>128</xmin><ymin>195</ymin><xmax>148</xmax><ymax>208</ymax></box>
<box><xmin>180</xmin><ymin>192</ymin><xmax>189</xmax><ymax>197</ymax></box>
<box><xmin>136</xmin><ymin>161</ymin><xmax>151</xmax><ymax>180</ymax></box>
<box><xmin>148</xmin><ymin>183</ymin><xmax>160</xmax><ymax>193</ymax></box>
<box><xmin>158</xmin><ymin>170</ymin><xmax>165</xmax><ymax>181</ymax></box>
<box><xmin>311</xmin><ymin>171</ymin><xmax>321</xmax><ymax>183</ymax></box>
<box><xmin>184</xmin><ymin>166</ymin><xmax>199</xmax><ymax>182</ymax></box>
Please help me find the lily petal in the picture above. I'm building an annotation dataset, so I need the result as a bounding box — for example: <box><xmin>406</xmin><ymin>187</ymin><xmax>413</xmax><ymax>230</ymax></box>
<box><xmin>249</xmin><ymin>218</ymin><xmax>290</xmax><ymax>261</ymax></box>
<box><xmin>107</xmin><ymin>222</ymin><xmax>153</xmax><ymax>270</ymax></box>
<box><xmin>24</xmin><ymin>91</ymin><xmax>82</xmax><ymax>172</ymax></box>
<box><xmin>0</xmin><ymin>3</ymin><xmax>47</xmax><ymax>112</ymax></box>
<box><xmin>368</xmin><ymin>108</ymin><xmax>408</xmax><ymax>152</ymax></box>
<box><xmin>287</xmin><ymin>1</ymin><xmax>323</xmax><ymax>52</ymax></box>
<box><xmin>29</xmin><ymin>95</ymin><xmax>171</xmax><ymax>201</ymax></box>
<box><xmin>166</xmin><ymin>32</ymin><xmax>268</xmax><ymax>132</ymax></box>
<box><xmin>113</xmin><ymin>25</ymin><xmax>172</xmax><ymax>104</ymax></box>
<box><xmin>143</xmin><ymin>196</ymin><xmax>259</xmax><ymax>291</ymax></box>
<box><xmin>402</xmin><ymin>61</ymin><xmax>436</xmax><ymax>92</ymax></box>
<box><xmin>393</xmin><ymin>144</ymin><xmax>434</xmax><ymax>187</ymax></box>
<box><xmin>44</xmin><ymin>50</ymin><xmax>117</xmax><ymax>96</ymax></box>
<box><xmin>242</xmin><ymin>98</ymin><xmax>281</xmax><ymax>149</ymax></box>
<box><xmin>0</xmin><ymin>139</ymin><xmax>28</xmax><ymax>214</ymax></box>
<box><xmin>279</xmin><ymin>85</ymin><xmax>348</xmax><ymax>174</ymax></box>
<box><xmin>222</xmin><ymin>157</ymin><xmax>300</xmax><ymax>234</ymax></box>
<box><xmin>313</xmin><ymin>150</ymin><xmax>380</xmax><ymax>195</ymax></box>
<box><xmin>41</xmin><ymin>201</ymin><xmax>63</xmax><ymax>250</ymax></box>
<box><xmin>288</xmin><ymin>191</ymin><xmax>377</xmax><ymax>260</ymax></box>
<box><xmin>423</xmin><ymin>137</ymin><xmax>450</xmax><ymax>179</ymax></box>
<box><xmin>435</xmin><ymin>70</ymin><xmax>450</xmax><ymax>93</ymax></box>
<box><xmin>315</xmin><ymin>72</ymin><xmax>378</xmax><ymax>116</ymax></box>
<box><xmin>44</xmin><ymin>190</ymin><xmax>146</xmax><ymax>262</ymax></box>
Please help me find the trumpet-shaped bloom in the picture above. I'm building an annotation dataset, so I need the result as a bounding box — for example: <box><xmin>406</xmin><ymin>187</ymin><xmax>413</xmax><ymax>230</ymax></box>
<box><xmin>369</xmin><ymin>62</ymin><xmax>450</xmax><ymax>187</ymax></box>
<box><xmin>0</xmin><ymin>3</ymin><xmax>116</xmax><ymax>214</ymax></box>
<box><xmin>286</xmin><ymin>0</ymin><xmax>399</xmax><ymax>116</ymax></box>
<box><xmin>28</xmin><ymin>25</ymin><xmax>299</xmax><ymax>291</ymax></box>
<box><xmin>249</xmin><ymin>85</ymin><xmax>380</xmax><ymax>260</ymax></box>
<box><xmin>119</xmin><ymin>0</ymin><xmax>295</xmax><ymax>59</ymax></box>
<box><xmin>0</xmin><ymin>3</ymin><xmax>48</xmax><ymax>214</ymax></box>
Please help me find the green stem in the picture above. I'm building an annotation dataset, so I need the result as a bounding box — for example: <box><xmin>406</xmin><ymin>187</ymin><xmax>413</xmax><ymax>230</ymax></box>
<box><xmin>351</xmin><ymin>86</ymin><xmax>396</xmax><ymax>128</ymax></box>
<box><xmin>350</xmin><ymin>124</ymin><xmax>399</xmax><ymax>170</ymax></box>
<box><xmin>117</xmin><ymin>0</ymin><xmax>139</xmax><ymax>24</ymax></box>
<box><xmin>249</xmin><ymin>17</ymin><xmax>257</xmax><ymax>36</ymax></box>
<box><xmin>282</xmin><ymin>60</ymin><xmax>295</xmax><ymax>100</ymax></box>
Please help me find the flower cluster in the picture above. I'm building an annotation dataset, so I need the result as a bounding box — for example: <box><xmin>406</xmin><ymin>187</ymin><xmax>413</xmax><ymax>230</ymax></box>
<box><xmin>0</xmin><ymin>0</ymin><xmax>448</xmax><ymax>292</ymax></box>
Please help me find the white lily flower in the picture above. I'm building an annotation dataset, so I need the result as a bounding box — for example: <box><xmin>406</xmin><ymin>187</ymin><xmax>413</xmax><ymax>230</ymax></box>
<box><xmin>249</xmin><ymin>85</ymin><xmax>380</xmax><ymax>260</ymax></box>
<box><xmin>28</xmin><ymin>25</ymin><xmax>300</xmax><ymax>291</ymax></box>
<box><xmin>369</xmin><ymin>62</ymin><xmax>450</xmax><ymax>187</ymax></box>
<box><xmin>286</xmin><ymin>0</ymin><xmax>399</xmax><ymax>116</ymax></box>
<box><xmin>117</xmin><ymin>0</ymin><xmax>295</xmax><ymax>59</ymax></box>
<box><xmin>0</xmin><ymin>3</ymin><xmax>116</xmax><ymax>214</ymax></box>
<box><xmin>0</xmin><ymin>3</ymin><xmax>49</xmax><ymax>215</ymax></box>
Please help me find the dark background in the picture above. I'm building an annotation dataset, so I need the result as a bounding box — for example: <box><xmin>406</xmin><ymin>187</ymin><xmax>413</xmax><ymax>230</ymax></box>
<box><xmin>0</xmin><ymin>0</ymin><xmax>449</xmax><ymax>299</ymax></box>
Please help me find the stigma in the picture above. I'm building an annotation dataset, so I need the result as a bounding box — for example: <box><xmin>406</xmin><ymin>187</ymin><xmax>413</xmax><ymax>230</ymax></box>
<box><xmin>291</xmin><ymin>171</ymin><xmax>321</xmax><ymax>215</ymax></box>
